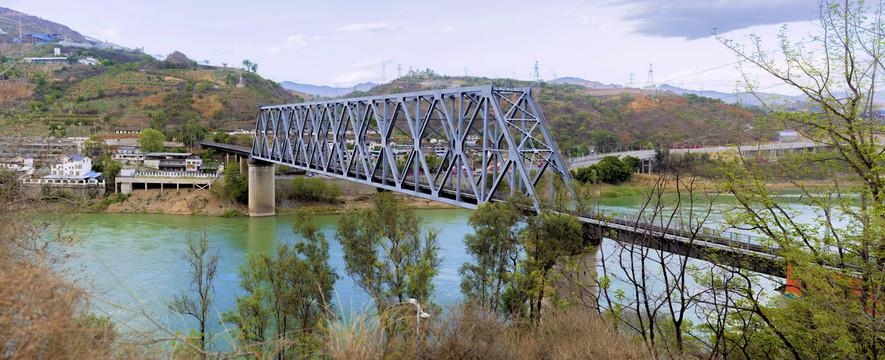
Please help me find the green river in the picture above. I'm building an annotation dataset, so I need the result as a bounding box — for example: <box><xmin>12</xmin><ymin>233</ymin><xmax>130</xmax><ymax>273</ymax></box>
<box><xmin>66</xmin><ymin>192</ymin><xmax>815</xmax><ymax>348</ymax></box>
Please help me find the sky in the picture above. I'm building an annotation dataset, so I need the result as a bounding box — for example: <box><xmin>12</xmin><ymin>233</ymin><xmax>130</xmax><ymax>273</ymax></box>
<box><xmin>6</xmin><ymin>0</ymin><xmax>821</xmax><ymax>93</ymax></box>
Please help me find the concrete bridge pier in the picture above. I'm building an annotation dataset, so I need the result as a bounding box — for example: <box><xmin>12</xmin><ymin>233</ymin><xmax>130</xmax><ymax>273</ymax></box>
<box><xmin>248</xmin><ymin>159</ymin><xmax>275</xmax><ymax>217</ymax></box>
<box><xmin>548</xmin><ymin>225</ymin><xmax>603</xmax><ymax>312</ymax></box>
<box><xmin>239</xmin><ymin>156</ymin><xmax>249</xmax><ymax>175</ymax></box>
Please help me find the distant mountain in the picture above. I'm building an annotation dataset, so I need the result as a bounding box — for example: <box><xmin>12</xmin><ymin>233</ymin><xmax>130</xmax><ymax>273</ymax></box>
<box><xmin>280</xmin><ymin>81</ymin><xmax>377</xmax><ymax>98</ymax></box>
<box><xmin>0</xmin><ymin>7</ymin><xmax>87</xmax><ymax>42</ymax></box>
<box><xmin>550</xmin><ymin>77</ymin><xmax>620</xmax><ymax>89</ymax></box>
<box><xmin>657</xmin><ymin>84</ymin><xmax>807</xmax><ymax>107</ymax></box>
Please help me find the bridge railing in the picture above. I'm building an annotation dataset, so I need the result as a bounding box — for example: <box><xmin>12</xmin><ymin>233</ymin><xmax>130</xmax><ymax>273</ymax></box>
<box><xmin>588</xmin><ymin>212</ymin><xmax>775</xmax><ymax>254</ymax></box>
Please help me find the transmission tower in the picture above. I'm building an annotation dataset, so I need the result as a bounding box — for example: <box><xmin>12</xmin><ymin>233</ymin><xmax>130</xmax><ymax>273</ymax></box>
<box><xmin>628</xmin><ymin>73</ymin><xmax>634</xmax><ymax>88</ymax></box>
<box><xmin>397</xmin><ymin>64</ymin><xmax>402</xmax><ymax>79</ymax></box>
<box><xmin>533</xmin><ymin>61</ymin><xmax>540</xmax><ymax>87</ymax></box>
<box><xmin>381</xmin><ymin>63</ymin><xmax>386</xmax><ymax>83</ymax></box>
<box><xmin>464</xmin><ymin>67</ymin><xmax>469</xmax><ymax>77</ymax></box>
<box><xmin>646</xmin><ymin>63</ymin><xmax>656</xmax><ymax>101</ymax></box>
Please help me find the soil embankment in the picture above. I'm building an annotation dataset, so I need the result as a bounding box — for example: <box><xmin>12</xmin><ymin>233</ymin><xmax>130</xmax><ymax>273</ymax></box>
<box><xmin>101</xmin><ymin>176</ymin><xmax>456</xmax><ymax>216</ymax></box>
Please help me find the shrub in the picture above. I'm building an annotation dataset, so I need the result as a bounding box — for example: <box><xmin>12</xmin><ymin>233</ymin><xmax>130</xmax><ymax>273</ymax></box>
<box><xmin>219</xmin><ymin>209</ymin><xmax>244</xmax><ymax>217</ymax></box>
<box><xmin>289</xmin><ymin>178</ymin><xmax>343</xmax><ymax>203</ymax></box>
<box><xmin>222</xmin><ymin>161</ymin><xmax>248</xmax><ymax>204</ymax></box>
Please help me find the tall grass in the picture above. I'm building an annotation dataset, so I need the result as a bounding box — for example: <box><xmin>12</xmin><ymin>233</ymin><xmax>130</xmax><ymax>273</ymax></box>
<box><xmin>323</xmin><ymin>303</ymin><xmax>652</xmax><ymax>360</ymax></box>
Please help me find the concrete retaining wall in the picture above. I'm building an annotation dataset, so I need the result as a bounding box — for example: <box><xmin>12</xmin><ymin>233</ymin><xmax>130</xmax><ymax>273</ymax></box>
<box><xmin>22</xmin><ymin>183</ymin><xmax>104</xmax><ymax>199</ymax></box>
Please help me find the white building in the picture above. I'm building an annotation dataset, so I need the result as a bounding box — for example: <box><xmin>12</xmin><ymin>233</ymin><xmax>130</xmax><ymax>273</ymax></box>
<box><xmin>0</xmin><ymin>156</ymin><xmax>35</xmax><ymax>175</ymax></box>
<box><xmin>185</xmin><ymin>156</ymin><xmax>203</xmax><ymax>172</ymax></box>
<box><xmin>113</xmin><ymin>146</ymin><xmax>145</xmax><ymax>164</ymax></box>
<box><xmin>51</xmin><ymin>155</ymin><xmax>92</xmax><ymax>178</ymax></box>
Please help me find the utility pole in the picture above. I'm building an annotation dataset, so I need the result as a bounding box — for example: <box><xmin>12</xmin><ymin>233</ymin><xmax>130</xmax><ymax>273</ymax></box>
<box><xmin>646</xmin><ymin>63</ymin><xmax>655</xmax><ymax>102</ymax></box>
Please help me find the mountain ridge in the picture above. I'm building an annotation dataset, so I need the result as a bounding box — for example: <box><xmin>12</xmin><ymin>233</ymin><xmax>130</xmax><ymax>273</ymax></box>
<box><xmin>280</xmin><ymin>81</ymin><xmax>377</xmax><ymax>98</ymax></box>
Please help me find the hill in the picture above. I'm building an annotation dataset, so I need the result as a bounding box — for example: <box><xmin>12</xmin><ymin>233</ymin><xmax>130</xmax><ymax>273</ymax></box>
<box><xmin>550</xmin><ymin>77</ymin><xmax>619</xmax><ymax>89</ymax></box>
<box><xmin>346</xmin><ymin>72</ymin><xmax>771</xmax><ymax>155</ymax></box>
<box><xmin>280</xmin><ymin>81</ymin><xmax>376</xmax><ymax>97</ymax></box>
<box><xmin>0</xmin><ymin>48</ymin><xmax>299</xmax><ymax>139</ymax></box>
<box><xmin>656</xmin><ymin>84</ymin><xmax>808</xmax><ymax>108</ymax></box>
<box><xmin>0</xmin><ymin>7</ymin><xmax>88</xmax><ymax>42</ymax></box>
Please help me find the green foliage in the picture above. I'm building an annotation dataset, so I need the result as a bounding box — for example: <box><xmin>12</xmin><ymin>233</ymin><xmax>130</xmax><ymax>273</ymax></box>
<box><xmin>211</xmin><ymin>131</ymin><xmax>233</xmax><ymax>144</ymax></box>
<box><xmin>622</xmin><ymin>155</ymin><xmax>641</xmax><ymax>171</ymax></box>
<box><xmin>223</xmin><ymin>211</ymin><xmax>337</xmax><ymax>357</ymax></box>
<box><xmin>222</xmin><ymin>161</ymin><xmax>248</xmax><ymax>204</ymax></box>
<box><xmin>459</xmin><ymin>197</ymin><xmax>526</xmax><ymax>314</ymax></box>
<box><xmin>177</xmin><ymin>119</ymin><xmax>209</xmax><ymax>148</ymax></box>
<box><xmin>335</xmin><ymin>192</ymin><xmax>441</xmax><ymax>314</ymax></box>
<box><xmin>573</xmin><ymin>156</ymin><xmax>633</xmax><ymax>184</ymax></box>
<box><xmin>150</xmin><ymin>110</ymin><xmax>169</xmax><ymax>131</ymax></box>
<box><xmin>288</xmin><ymin>177</ymin><xmax>343</xmax><ymax>203</ymax></box>
<box><xmin>218</xmin><ymin>209</ymin><xmax>244</xmax><ymax>217</ymax></box>
<box><xmin>138</xmin><ymin>128</ymin><xmax>164</xmax><ymax>153</ymax></box>
<box><xmin>168</xmin><ymin>231</ymin><xmax>218</xmax><ymax>351</ymax></box>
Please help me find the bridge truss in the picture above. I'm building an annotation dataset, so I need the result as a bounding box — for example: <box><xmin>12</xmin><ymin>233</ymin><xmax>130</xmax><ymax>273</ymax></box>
<box><xmin>251</xmin><ymin>85</ymin><xmax>574</xmax><ymax>210</ymax></box>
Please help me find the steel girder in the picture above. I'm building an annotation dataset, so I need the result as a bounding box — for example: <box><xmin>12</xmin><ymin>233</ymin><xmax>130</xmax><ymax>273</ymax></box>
<box><xmin>250</xmin><ymin>85</ymin><xmax>575</xmax><ymax>210</ymax></box>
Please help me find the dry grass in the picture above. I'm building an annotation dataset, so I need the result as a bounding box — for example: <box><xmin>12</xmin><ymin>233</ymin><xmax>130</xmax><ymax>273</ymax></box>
<box><xmin>324</xmin><ymin>303</ymin><xmax>652</xmax><ymax>360</ymax></box>
<box><xmin>0</xmin><ymin>173</ymin><xmax>167</xmax><ymax>359</ymax></box>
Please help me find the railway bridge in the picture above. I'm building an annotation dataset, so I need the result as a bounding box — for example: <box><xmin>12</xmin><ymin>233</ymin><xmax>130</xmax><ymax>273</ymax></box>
<box><xmin>202</xmin><ymin>85</ymin><xmax>784</xmax><ymax>279</ymax></box>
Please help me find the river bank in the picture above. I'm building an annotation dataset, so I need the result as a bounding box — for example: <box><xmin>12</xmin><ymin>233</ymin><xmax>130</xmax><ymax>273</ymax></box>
<box><xmin>91</xmin><ymin>176</ymin><xmax>456</xmax><ymax>217</ymax></box>
<box><xmin>76</xmin><ymin>173</ymin><xmax>840</xmax><ymax>217</ymax></box>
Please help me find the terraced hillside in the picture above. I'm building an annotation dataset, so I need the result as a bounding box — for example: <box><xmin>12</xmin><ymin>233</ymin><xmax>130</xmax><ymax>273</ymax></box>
<box><xmin>0</xmin><ymin>48</ymin><xmax>299</xmax><ymax>138</ymax></box>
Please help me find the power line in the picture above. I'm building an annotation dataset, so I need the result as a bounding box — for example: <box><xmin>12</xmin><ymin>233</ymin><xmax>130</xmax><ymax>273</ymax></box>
<box><xmin>648</xmin><ymin>39</ymin><xmax>816</xmax><ymax>89</ymax></box>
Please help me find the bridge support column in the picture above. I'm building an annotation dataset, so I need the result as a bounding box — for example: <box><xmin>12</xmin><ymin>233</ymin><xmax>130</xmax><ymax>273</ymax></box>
<box><xmin>248</xmin><ymin>159</ymin><xmax>275</xmax><ymax>217</ymax></box>
<box><xmin>239</xmin><ymin>156</ymin><xmax>249</xmax><ymax>175</ymax></box>
<box><xmin>545</xmin><ymin>225</ymin><xmax>603</xmax><ymax>313</ymax></box>
<box><xmin>551</xmin><ymin>249</ymin><xmax>598</xmax><ymax>311</ymax></box>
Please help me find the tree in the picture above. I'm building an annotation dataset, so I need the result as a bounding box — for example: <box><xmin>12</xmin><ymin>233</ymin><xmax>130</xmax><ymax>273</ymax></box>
<box><xmin>221</xmin><ymin>252</ymin><xmax>270</xmax><ymax>352</ymax></box>
<box><xmin>288</xmin><ymin>210</ymin><xmax>338</xmax><ymax>349</ymax></box>
<box><xmin>168</xmin><ymin>231</ymin><xmax>218</xmax><ymax>353</ymax></box>
<box><xmin>224</xmin><ymin>211</ymin><xmax>338</xmax><ymax>358</ymax></box>
<box><xmin>242</xmin><ymin>59</ymin><xmax>258</xmax><ymax>73</ymax></box>
<box><xmin>102</xmin><ymin>161</ymin><xmax>122</xmax><ymax>194</ymax></box>
<box><xmin>151</xmin><ymin>110</ymin><xmax>169</xmax><ymax>131</ymax></box>
<box><xmin>590</xmin><ymin>129</ymin><xmax>618</xmax><ymax>153</ymax></box>
<box><xmin>138</xmin><ymin>128</ymin><xmax>164</xmax><ymax>153</ymax></box>
<box><xmin>335</xmin><ymin>192</ymin><xmax>441</xmax><ymax>314</ymax></box>
<box><xmin>178</xmin><ymin>120</ymin><xmax>209</xmax><ymax>148</ymax></box>
<box><xmin>520</xmin><ymin>211</ymin><xmax>584</xmax><ymax>322</ymax></box>
<box><xmin>222</xmin><ymin>161</ymin><xmax>248</xmax><ymax>204</ymax></box>
<box><xmin>622</xmin><ymin>155</ymin><xmax>641</xmax><ymax>172</ymax></box>
<box><xmin>715</xmin><ymin>0</ymin><xmax>885</xmax><ymax>357</ymax></box>
<box><xmin>83</xmin><ymin>135</ymin><xmax>108</xmax><ymax>158</ymax></box>
<box><xmin>459</xmin><ymin>197</ymin><xmax>525</xmax><ymax>314</ymax></box>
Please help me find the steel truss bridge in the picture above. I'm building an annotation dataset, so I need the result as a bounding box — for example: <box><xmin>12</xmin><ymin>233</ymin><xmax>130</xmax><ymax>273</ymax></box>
<box><xmin>245</xmin><ymin>85</ymin><xmax>786</xmax><ymax>278</ymax></box>
<box><xmin>250</xmin><ymin>85</ymin><xmax>573</xmax><ymax>210</ymax></box>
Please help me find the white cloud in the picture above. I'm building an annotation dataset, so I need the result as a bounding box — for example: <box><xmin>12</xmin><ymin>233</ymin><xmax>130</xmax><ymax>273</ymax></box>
<box><xmin>351</xmin><ymin>57</ymin><xmax>393</xmax><ymax>69</ymax></box>
<box><xmin>443</xmin><ymin>27</ymin><xmax>454</xmax><ymax>32</ymax></box>
<box><xmin>331</xmin><ymin>70</ymin><xmax>378</xmax><ymax>86</ymax></box>
<box><xmin>99</xmin><ymin>28</ymin><xmax>120</xmax><ymax>40</ymax></box>
<box><xmin>336</xmin><ymin>21</ymin><xmax>404</xmax><ymax>32</ymax></box>
<box><xmin>267</xmin><ymin>34</ymin><xmax>314</xmax><ymax>54</ymax></box>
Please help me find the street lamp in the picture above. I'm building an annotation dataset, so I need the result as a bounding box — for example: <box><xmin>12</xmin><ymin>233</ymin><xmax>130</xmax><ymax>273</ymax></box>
<box><xmin>408</xmin><ymin>298</ymin><xmax>430</xmax><ymax>358</ymax></box>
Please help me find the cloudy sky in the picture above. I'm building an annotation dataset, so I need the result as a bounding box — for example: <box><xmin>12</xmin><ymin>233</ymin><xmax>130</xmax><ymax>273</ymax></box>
<box><xmin>7</xmin><ymin>0</ymin><xmax>819</xmax><ymax>92</ymax></box>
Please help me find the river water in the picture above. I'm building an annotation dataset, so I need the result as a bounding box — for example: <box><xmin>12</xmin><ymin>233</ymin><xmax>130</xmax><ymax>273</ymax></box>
<box><xmin>67</xmin><ymin>208</ymin><xmax>474</xmax><ymax>345</ymax></box>
<box><xmin>66</xmin><ymin>191</ymin><xmax>814</xmax><ymax>348</ymax></box>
